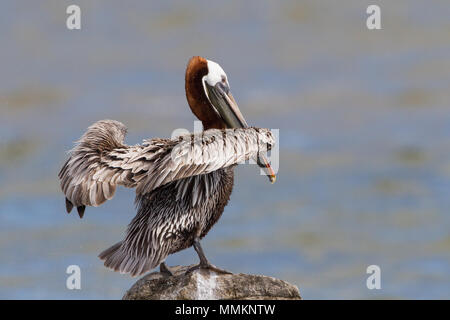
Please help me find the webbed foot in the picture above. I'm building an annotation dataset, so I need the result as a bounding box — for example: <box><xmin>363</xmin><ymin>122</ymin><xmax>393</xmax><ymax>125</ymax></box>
<box><xmin>159</xmin><ymin>262</ymin><xmax>174</xmax><ymax>277</ymax></box>
<box><xmin>185</xmin><ymin>238</ymin><xmax>232</xmax><ymax>275</ymax></box>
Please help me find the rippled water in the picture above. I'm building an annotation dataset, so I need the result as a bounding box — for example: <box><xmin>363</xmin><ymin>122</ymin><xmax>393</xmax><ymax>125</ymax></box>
<box><xmin>1</xmin><ymin>0</ymin><xmax>449</xmax><ymax>299</ymax></box>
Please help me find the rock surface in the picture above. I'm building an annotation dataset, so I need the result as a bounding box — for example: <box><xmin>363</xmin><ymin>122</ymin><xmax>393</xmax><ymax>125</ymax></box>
<box><xmin>123</xmin><ymin>265</ymin><xmax>301</xmax><ymax>300</ymax></box>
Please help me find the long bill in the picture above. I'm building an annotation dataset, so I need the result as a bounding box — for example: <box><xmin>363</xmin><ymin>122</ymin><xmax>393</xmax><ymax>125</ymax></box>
<box><xmin>205</xmin><ymin>82</ymin><xmax>276</xmax><ymax>183</ymax></box>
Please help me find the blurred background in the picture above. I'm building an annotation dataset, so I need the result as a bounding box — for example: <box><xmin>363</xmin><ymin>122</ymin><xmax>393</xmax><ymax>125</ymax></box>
<box><xmin>1</xmin><ymin>0</ymin><xmax>449</xmax><ymax>299</ymax></box>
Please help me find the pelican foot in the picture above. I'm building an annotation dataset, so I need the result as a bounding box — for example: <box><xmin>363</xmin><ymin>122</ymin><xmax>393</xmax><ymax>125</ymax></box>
<box><xmin>159</xmin><ymin>262</ymin><xmax>174</xmax><ymax>277</ymax></box>
<box><xmin>186</xmin><ymin>263</ymin><xmax>232</xmax><ymax>275</ymax></box>
<box><xmin>187</xmin><ymin>237</ymin><xmax>233</xmax><ymax>275</ymax></box>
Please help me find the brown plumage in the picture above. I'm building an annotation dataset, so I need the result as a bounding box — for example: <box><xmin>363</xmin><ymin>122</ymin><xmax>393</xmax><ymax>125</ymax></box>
<box><xmin>58</xmin><ymin>56</ymin><xmax>276</xmax><ymax>276</ymax></box>
<box><xmin>185</xmin><ymin>56</ymin><xmax>226</xmax><ymax>130</ymax></box>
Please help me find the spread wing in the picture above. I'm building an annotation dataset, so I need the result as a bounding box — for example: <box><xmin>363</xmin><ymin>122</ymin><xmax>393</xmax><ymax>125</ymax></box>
<box><xmin>135</xmin><ymin>127</ymin><xmax>274</xmax><ymax>194</ymax></box>
<box><xmin>58</xmin><ymin>120</ymin><xmax>274</xmax><ymax>217</ymax></box>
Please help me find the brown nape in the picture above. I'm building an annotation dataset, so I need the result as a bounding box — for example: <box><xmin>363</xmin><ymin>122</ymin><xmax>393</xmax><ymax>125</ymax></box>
<box><xmin>185</xmin><ymin>56</ymin><xmax>226</xmax><ymax>130</ymax></box>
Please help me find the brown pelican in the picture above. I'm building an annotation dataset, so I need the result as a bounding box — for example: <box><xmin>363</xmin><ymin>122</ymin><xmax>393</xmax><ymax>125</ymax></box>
<box><xmin>58</xmin><ymin>56</ymin><xmax>276</xmax><ymax>276</ymax></box>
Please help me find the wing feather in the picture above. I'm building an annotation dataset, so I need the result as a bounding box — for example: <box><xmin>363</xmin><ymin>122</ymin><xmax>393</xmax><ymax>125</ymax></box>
<box><xmin>59</xmin><ymin>120</ymin><xmax>274</xmax><ymax>215</ymax></box>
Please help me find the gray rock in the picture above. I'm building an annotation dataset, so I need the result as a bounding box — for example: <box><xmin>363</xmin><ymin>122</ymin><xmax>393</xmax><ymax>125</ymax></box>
<box><xmin>123</xmin><ymin>265</ymin><xmax>301</xmax><ymax>300</ymax></box>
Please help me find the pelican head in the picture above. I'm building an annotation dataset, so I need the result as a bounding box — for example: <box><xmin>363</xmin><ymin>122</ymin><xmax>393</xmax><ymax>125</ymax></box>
<box><xmin>201</xmin><ymin>60</ymin><xmax>249</xmax><ymax>129</ymax></box>
<box><xmin>185</xmin><ymin>56</ymin><xmax>276</xmax><ymax>183</ymax></box>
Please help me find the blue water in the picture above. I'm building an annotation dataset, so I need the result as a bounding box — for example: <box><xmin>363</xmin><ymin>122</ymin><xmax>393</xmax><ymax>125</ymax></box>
<box><xmin>1</xmin><ymin>0</ymin><xmax>449</xmax><ymax>299</ymax></box>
